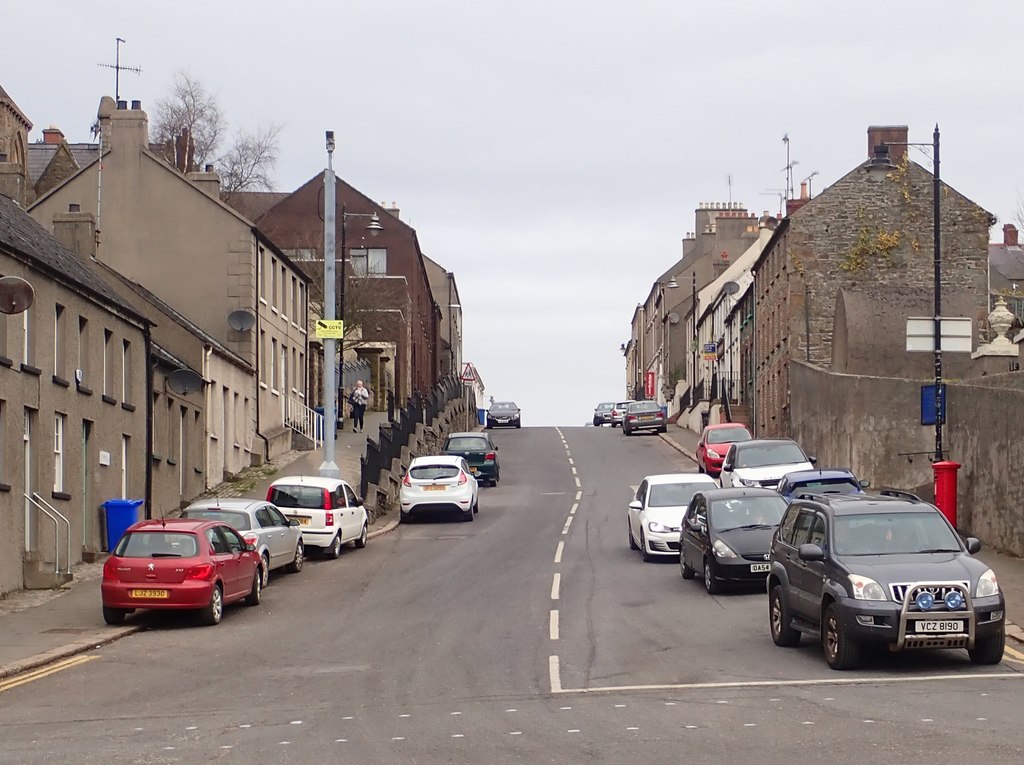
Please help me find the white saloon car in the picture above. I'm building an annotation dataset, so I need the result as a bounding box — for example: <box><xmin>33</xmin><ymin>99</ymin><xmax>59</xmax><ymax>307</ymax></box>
<box><xmin>400</xmin><ymin>455</ymin><xmax>479</xmax><ymax>523</ymax></box>
<box><xmin>180</xmin><ymin>498</ymin><xmax>304</xmax><ymax>588</ymax></box>
<box><xmin>266</xmin><ymin>476</ymin><xmax>368</xmax><ymax>558</ymax></box>
<box><xmin>628</xmin><ymin>473</ymin><xmax>718</xmax><ymax>561</ymax></box>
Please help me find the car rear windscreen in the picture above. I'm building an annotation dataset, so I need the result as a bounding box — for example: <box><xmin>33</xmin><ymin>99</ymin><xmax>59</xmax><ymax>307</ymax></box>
<box><xmin>628</xmin><ymin>402</ymin><xmax>661</xmax><ymax>413</ymax></box>
<box><xmin>181</xmin><ymin>509</ymin><xmax>252</xmax><ymax>530</ymax></box>
<box><xmin>268</xmin><ymin>486</ymin><xmax>326</xmax><ymax>509</ymax></box>
<box><xmin>410</xmin><ymin>465</ymin><xmax>461</xmax><ymax>480</ymax></box>
<box><xmin>446</xmin><ymin>437</ymin><xmax>489</xmax><ymax>451</ymax></box>
<box><xmin>115</xmin><ymin>531</ymin><xmax>199</xmax><ymax>558</ymax></box>
<box><xmin>707</xmin><ymin>426</ymin><xmax>752</xmax><ymax>444</ymax></box>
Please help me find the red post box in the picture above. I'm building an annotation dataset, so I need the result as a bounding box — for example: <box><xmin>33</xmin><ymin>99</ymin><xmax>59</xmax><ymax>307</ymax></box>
<box><xmin>932</xmin><ymin>460</ymin><xmax>961</xmax><ymax>529</ymax></box>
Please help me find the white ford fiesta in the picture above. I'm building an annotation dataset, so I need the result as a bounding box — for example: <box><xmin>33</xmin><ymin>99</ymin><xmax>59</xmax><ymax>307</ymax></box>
<box><xmin>628</xmin><ymin>473</ymin><xmax>718</xmax><ymax>561</ymax></box>
<box><xmin>400</xmin><ymin>455</ymin><xmax>479</xmax><ymax>523</ymax></box>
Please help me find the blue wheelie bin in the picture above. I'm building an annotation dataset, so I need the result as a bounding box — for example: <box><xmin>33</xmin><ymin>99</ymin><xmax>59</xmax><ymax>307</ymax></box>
<box><xmin>103</xmin><ymin>498</ymin><xmax>145</xmax><ymax>552</ymax></box>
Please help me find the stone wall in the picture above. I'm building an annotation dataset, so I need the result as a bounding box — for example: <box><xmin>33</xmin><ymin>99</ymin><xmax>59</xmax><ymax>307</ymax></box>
<box><xmin>790</xmin><ymin>360</ymin><xmax>1024</xmax><ymax>556</ymax></box>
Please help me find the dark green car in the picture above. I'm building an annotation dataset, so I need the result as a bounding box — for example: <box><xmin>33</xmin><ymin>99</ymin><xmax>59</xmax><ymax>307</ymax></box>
<box><xmin>442</xmin><ymin>432</ymin><xmax>500</xmax><ymax>486</ymax></box>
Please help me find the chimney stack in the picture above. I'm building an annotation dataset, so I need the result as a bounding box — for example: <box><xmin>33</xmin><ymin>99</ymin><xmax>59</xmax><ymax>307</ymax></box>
<box><xmin>106</xmin><ymin>97</ymin><xmax>149</xmax><ymax>154</ymax></box>
<box><xmin>866</xmin><ymin>125</ymin><xmax>908</xmax><ymax>164</ymax></box>
<box><xmin>187</xmin><ymin>165</ymin><xmax>221</xmax><ymax>198</ymax></box>
<box><xmin>52</xmin><ymin>204</ymin><xmax>97</xmax><ymax>259</ymax></box>
<box><xmin>42</xmin><ymin>126</ymin><xmax>65</xmax><ymax>145</ymax></box>
<box><xmin>1004</xmin><ymin>224</ymin><xmax>1019</xmax><ymax>247</ymax></box>
<box><xmin>383</xmin><ymin>200</ymin><xmax>401</xmax><ymax>220</ymax></box>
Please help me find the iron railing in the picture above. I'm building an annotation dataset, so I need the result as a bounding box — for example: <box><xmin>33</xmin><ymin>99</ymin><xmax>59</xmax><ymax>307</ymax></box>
<box><xmin>284</xmin><ymin>394</ymin><xmax>324</xmax><ymax>449</ymax></box>
<box><xmin>24</xmin><ymin>492</ymin><xmax>72</xmax><ymax>576</ymax></box>
<box><xmin>360</xmin><ymin>375</ymin><xmax>463</xmax><ymax>497</ymax></box>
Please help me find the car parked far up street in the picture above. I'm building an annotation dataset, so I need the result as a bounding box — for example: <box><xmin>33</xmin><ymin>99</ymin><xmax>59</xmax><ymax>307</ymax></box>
<box><xmin>696</xmin><ymin>422</ymin><xmax>752</xmax><ymax>476</ymax></box>
<box><xmin>610</xmin><ymin>400</ymin><xmax>635</xmax><ymax>428</ymax></box>
<box><xmin>400</xmin><ymin>455</ymin><xmax>480</xmax><ymax>523</ymax></box>
<box><xmin>593</xmin><ymin>401</ymin><xmax>615</xmax><ymax>427</ymax></box>
<box><xmin>622</xmin><ymin>400</ymin><xmax>667</xmax><ymax>436</ymax></box>
<box><xmin>443</xmin><ymin>431</ymin><xmax>500</xmax><ymax>486</ymax></box>
<box><xmin>267</xmin><ymin>476</ymin><xmax>368</xmax><ymax>558</ymax></box>
<box><xmin>486</xmin><ymin>401</ymin><xmax>521</xmax><ymax>429</ymax></box>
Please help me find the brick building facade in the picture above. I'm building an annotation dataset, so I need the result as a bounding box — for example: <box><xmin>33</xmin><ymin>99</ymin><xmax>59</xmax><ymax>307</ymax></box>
<box><xmin>751</xmin><ymin>126</ymin><xmax>993</xmax><ymax>437</ymax></box>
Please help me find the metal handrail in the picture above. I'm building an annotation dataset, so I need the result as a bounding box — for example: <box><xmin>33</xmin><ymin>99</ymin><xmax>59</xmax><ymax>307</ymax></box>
<box><xmin>284</xmin><ymin>394</ymin><xmax>324</xmax><ymax>449</ymax></box>
<box><xmin>24</xmin><ymin>492</ymin><xmax>72</xmax><ymax>576</ymax></box>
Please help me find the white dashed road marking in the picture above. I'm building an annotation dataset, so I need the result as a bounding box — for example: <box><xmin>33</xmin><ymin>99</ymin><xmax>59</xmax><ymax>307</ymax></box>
<box><xmin>551</xmin><ymin>573</ymin><xmax>561</xmax><ymax>600</ymax></box>
<box><xmin>570</xmin><ymin>502</ymin><xmax>579</xmax><ymax>515</ymax></box>
<box><xmin>554</xmin><ymin>541</ymin><xmax>564</xmax><ymax>563</ymax></box>
<box><xmin>562</xmin><ymin>516</ymin><xmax>574</xmax><ymax>534</ymax></box>
<box><xmin>549</xmin><ymin>655</ymin><xmax>563</xmax><ymax>693</ymax></box>
<box><xmin>575</xmin><ymin>490</ymin><xmax>582</xmax><ymax>501</ymax></box>
<box><xmin>550</xmin><ymin>610</ymin><xmax>559</xmax><ymax>640</ymax></box>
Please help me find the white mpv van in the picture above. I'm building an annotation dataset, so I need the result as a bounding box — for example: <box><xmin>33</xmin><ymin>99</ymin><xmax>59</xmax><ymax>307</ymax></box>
<box><xmin>266</xmin><ymin>476</ymin><xmax>368</xmax><ymax>558</ymax></box>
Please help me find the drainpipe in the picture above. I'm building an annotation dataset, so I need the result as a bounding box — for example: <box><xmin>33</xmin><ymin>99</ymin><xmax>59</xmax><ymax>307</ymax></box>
<box><xmin>143</xmin><ymin>323</ymin><xmax>154</xmax><ymax>520</ymax></box>
<box><xmin>203</xmin><ymin>345</ymin><xmax>213</xmax><ymax>487</ymax></box>
<box><xmin>254</xmin><ymin>276</ymin><xmax>271</xmax><ymax>463</ymax></box>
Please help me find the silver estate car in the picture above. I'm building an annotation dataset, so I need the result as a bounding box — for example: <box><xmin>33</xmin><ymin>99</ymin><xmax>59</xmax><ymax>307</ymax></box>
<box><xmin>180</xmin><ymin>498</ymin><xmax>304</xmax><ymax>588</ymax></box>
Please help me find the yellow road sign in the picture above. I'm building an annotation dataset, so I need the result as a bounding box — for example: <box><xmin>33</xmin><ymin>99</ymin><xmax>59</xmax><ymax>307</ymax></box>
<box><xmin>315</xmin><ymin>319</ymin><xmax>345</xmax><ymax>339</ymax></box>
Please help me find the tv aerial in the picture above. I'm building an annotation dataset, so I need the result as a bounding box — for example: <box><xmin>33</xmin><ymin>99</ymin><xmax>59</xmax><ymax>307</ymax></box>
<box><xmin>227</xmin><ymin>309</ymin><xmax>256</xmax><ymax>332</ymax></box>
<box><xmin>166</xmin><ymin>368</ymin><xmax>204</xmax><ymax>395</ymax></box>
<box><xmin>0</xmin><ymin>276</ymin><xmax>35</xmax><ymax>315</ymax></box>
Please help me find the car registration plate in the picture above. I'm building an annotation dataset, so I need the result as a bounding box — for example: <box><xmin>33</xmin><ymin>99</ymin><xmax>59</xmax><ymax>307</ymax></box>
<box><xmin>295</xmin><ymin>517</ymin><xmax>311</xmax><ymax>526</ymax></box>
<box><xmin>424</xmin><ymin>485</ymin><xmax>446</xmax><ymax>491</ymax></box>
<box><xmin>641</xmin><ymin>415</ymin><xmax>655</xmax><ymax>420</ymax></box>
<box><xmin>749</xmin><ymin>563</ymin><xmax>771</xmax><ymax>573</ymax></box>
<box><xmin>130</xmin><ymin>589</ymin><xmax>169</xmax><ymax>599</ymax></box>
<box><xmin>915</xmin><ymin>620</ymin><xmax>964</xmax><ymax>633</ymax></box>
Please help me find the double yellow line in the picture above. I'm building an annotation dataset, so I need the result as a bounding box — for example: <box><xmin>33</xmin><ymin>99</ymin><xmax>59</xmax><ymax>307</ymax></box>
<box><xmin>0</xmin><ymin>655</ymin><xmax>99</xmax><ymax>694</ymax></box>
<box><xmin>1004</xmin><ymin>644</ymin><xmax>1024</xmax><ymax>666</ymax></box>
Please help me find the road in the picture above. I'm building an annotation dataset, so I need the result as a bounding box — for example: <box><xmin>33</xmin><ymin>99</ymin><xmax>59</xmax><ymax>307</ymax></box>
<box><xmin>2</xmin><ymin>427</ymin><xmax>1023</xmax><ymax>763</ymax></box>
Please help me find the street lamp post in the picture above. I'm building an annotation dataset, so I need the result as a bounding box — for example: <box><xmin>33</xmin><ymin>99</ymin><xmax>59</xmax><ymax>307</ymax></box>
<box><xmin>881</xmin><ymin>126</ymin><xmax>943</xmax><ymax>460</ymax></box>
<box><xmin>319</xmin><ymin>132</ymin><xmax>340</xmax><ymax>479</ymax></box>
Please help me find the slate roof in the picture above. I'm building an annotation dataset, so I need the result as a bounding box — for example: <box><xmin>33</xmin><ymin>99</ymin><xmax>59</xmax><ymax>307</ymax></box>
<box><xmin>222</xmin><ymin>191</ymin><xmax>289</xmax><ymax>222</ymax></box>
<box><xmin>989</xmin><ymin>242</ymin><xmax>1024</xmax><ymax>283</ymax></box>
<box><xmin>0</xmin><ymin>192</ymin><xmax>146</xmax><ymax>324</ymax></box>
<box><xmin>27</xmin><ymin>142</ymin><xmax>101</xmax><ymax>183</ymax></box>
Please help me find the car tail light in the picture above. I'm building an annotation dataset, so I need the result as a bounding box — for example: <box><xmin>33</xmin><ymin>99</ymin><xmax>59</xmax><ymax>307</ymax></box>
<box><xmin>458</xmin><ymin>471</ymin><xmax>469</xmax><ymax>485</ymax></box>
<box><xmin>243</xmin><ymin>534</ymin><xmax>259</xmax><ymax>548</ymax></box>
<box><xmin>265</xmin><ymin>488</ymin><xmax>273</xmax><ymax>501</ymax></box>
<box><xmin>185</xmin><ymin>563</ymin><xmax>215</xmax><ymax>581</ymax></box>
<box><xmin>325</xmin><ymin>512</ymin><xmax>335</xmax><ymax>526</ymax></box>
<box><xmin>403</xmin><ymin>472</ymin><xmax>412</xmax><ymax>487</ymax></box>
<box><xmin>627</xmin><ymin>414</ymin><xmax>637</xmax><ymax>421</ymax></box>
<box><xmin>102</xmin><ymin>557</ymin><xmax>120</xmax><ymax>581</ymax></box>
<box><xmin>485</xmin><ymin>452</ymin><xmax>496</xmax><ymax>461</ymax></box>
<box><xmin>323</xmin><ymin>489</ymin><xmax>333</xmax><ymax>510</ymax></box>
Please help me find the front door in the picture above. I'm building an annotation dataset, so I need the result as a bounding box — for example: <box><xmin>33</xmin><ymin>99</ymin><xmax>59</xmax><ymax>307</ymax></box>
<box><xmin>82</xmin><ymin>420</ymin><xmax>92</xmax><ymax>552</ymax></box>
<box><xmin>23</xmin><ymin>408</ymin><xmax>34</xmax><ymax>553</ymax></box>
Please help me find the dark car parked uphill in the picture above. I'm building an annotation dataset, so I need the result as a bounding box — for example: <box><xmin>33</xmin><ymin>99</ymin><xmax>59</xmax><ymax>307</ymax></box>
<box><xmin>622</xmin><ymin>400</ymin><xmax>667</xmax><ymax>435</ymax></box>
<box><xmin>442</xmin><ymin>432</ymin><xmax>500</xmax><ymax>486</ymax></box>
<box><xmin>767</xmin><ymin>490</ymin><xmax>1005</xmax><ymax>670</ymax></box>
<box><xmin>486</xmin><ymin>401</ymin><xmax>521</xmax><ymax>429</ymax></box>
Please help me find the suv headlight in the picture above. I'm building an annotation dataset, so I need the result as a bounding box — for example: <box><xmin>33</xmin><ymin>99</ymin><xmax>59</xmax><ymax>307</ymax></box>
<box><xmin>713</xmin><ymin>539</ymin><xmax>737</xmax><ymax>559</ymax></box>
<box><xmin>737</xmin><ymin>477</ymin><xmax>760</xmax><ymax>488</ymax></box>
<box><xmin>976</xmin><ymin>569</ymin><xmax>1000</xmax><ymax>598</ymax></box>
<box><xmin>848</xmin><ymin>574</ymin><xmax>887</xmax><ymax>601</ymax></box>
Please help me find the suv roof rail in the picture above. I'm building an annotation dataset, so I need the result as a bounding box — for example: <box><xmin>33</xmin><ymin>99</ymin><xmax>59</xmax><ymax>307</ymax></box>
<box><xmin>794</xmin><ymin>491</ymin><xmax>839</xmax><ymax>504</ymax></box>
<box><xmin>876</xmin><ymin>488</ymin><xmax>922</xmax><ymax>502</ymax></box>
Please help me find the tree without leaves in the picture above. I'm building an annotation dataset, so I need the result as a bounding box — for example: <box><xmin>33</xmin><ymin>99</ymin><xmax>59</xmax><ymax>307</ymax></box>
<box><xmin>219</xmin><ymin>123</ymin><xmax>283</xmax><ymax>195</ymax></box>
<box><xmin>151</xmin><ymin>71</ymin><xmax>226</xmax><ymax>168</ymax></box>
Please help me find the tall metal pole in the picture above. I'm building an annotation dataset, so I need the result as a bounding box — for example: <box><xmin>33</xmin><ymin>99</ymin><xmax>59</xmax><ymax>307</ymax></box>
<box><xmin>932</xmin><ymin>124</ymin><xmax>943</xmax><ymax>462</ymax></box>
<box><xmin>691</xmin><ymin>271</ymin><xmax>697</xmax><ymax>401</ymax></box>
<box><xmin>319</xmin><ymin>132</ymin><xmax>340</xmax><ymax>478</ymax></box>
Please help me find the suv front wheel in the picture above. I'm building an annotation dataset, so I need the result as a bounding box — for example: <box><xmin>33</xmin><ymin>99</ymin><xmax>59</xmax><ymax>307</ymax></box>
<box><xmin>823</xmin><ymin>603</ymin><xmax>861</xmax><ymax>670</ymax></box>
<box><xmin>969</xmin><ymin>630</ymin><xmax>1005</xmax><ymax>665</ymax></box>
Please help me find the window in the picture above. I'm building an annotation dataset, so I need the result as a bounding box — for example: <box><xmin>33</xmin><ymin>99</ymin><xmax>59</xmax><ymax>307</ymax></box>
<box><xmin>206</xmin><ymin>527</ymin><xmax>230</xmax><ymax>555</ymax></box>
<box><xmin>270</xmin><ymin>338</ymin><xmax>278</xmax><ymax>391</ymax></box>
<box><xmin>121</xmin><ymin>339</ymin><xmax>132</xmax><ymax>402</ymax></box>
<box><xmin>268</xmin><ymin>506</ymin><xmax>288</xmax><ymax>527</ymax></box>
<box><xmin>53</xmin><ymin>304</ymin><xmax>65</xmax><ymax>378</ymax></box>
<box><xmin>221</xmin><ymin>385</ymin><xmax>229</xmax><ymax>442</ymax></box>
<box><xmin>259</xmin><ymin>247</ymin><xmax>267</xmax><ymax>301</ymax></box>
<box><xmin>255</xmin><ymin>506</ymin><xmax>274</xmax><ymax>528</ymax></box>
<box><xmin>21</xmin><ymin>307</ymin><xmax>32</xmax><ymax>366</ymax></box>
<box><xmin>259</xmin><ymin>330</ymin><xmax>267</xmax><ymax>384</ymax></box>
<box><xmin>280</xmin><ymin>344</ymin><xmax>288</xmax><ymax>394</ymax></box>
<box><xmin>121</xmin><ymin>434</ymin><xmax>129</xmax><ymax>497</ymax></box>
<box><xmin>233</xmin><ymin>392</ymin><xmax>241</xmax><ymax>446</ymax></box>
<box><xmin>53</xmin><ymin>413</ymin><xmax>65</xmax><ymax>492</ymax></box>
<box><xmin>280</xmin><ymin>264</ymin><xmax>287</xmax><ymax>313</ymax></box>
<box><xmin>298</xmin><ymin>352</ymin><xmax>305</xmax><ymax>397</ymax></box>
<box><xmin>0</xmin><ymin>399</ymin><xmax>5</xmax><ymax>482</ymax></box>
<box><xmin>77</xmin><ymin>316</ymin><xmax>89</xmax><ymax>383</ymax></box>
<box><xmin>291</xmin><ymin>277</ymin><xmax>298</xmax><ymax>323</ymax></box>
<box><xmin>271</xmin><ymin>257</ymin><xmax>279</xmax><ymax>309</ymax></box>
<box><xmin>291</xmin><ymin>347</ymin><xmax>298</xmax><ymax>393</ymax></box>
<box><xmin>298</xmin><ymin>283</ymin><xmax>305</xmax><ymax>325</ymax></box>
<box><xmin>350</xmin><ymin>248</ymin><xmax>388</xmax><ymax>276</ymax></box>
<box><xmin>102</xmin><ymin>330</ymin><xmax>113</xmax><ymax>396</ymax></box>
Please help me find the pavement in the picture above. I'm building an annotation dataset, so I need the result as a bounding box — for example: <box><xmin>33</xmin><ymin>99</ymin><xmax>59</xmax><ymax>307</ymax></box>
<box><xmin>656</xmin><ymin>421</ymin><xmax>1024</xmax><ymax>647</ymax></box>
<box><xmin>0</xmin><ymin>409</ymin><xmax>397</xmax><ymax>681</ymax></box>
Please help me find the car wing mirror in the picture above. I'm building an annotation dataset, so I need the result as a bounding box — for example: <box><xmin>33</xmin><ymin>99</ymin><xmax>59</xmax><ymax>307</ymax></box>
<box><xmin>965</xmin><ymin>537</ymin><xmax>981</xmax><ymax>555</ymax></box>
<box><xmin>355</xmin><ymin>497</ymin><xmax>364</xmax><ymax>507</ymax></box>
<box><xmin>808</xmin><ymin>456</ymin><xmax>818</xmax><ymax>465</ymax></box>
<box><xmin>860</xmin><ymin>479</ymin><xmax>871</xmax><ymax>488</ymax></box>
<box><xmin>797</xmin><ymin>543</ymin><xmax>825</xmax><ymax>562</ymax></box>
<box><xmin>245</xmin><ymin>542</ymin><xmax>257</xmax><ymax>553</ymax></box>
<box><xmin>628</xmin><ymin>500</ymin><xmax>642</xmax><ymax>511</ymax></box>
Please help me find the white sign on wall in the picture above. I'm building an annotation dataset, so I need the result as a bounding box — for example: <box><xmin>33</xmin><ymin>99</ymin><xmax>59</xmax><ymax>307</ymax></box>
<box><xmin>99</xmin><ymin>451</ymin><xmax>111</xmax><ymax>466</ymax></box>
<box><xmin>905</xmin><ymin>317</ymin><xmax>973</xmax><ymax>353</ymax></box>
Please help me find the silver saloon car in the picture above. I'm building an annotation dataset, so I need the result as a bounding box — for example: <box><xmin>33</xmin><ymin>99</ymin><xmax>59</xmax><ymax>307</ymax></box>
<box><xmin>180</xmin><ymin>498</ymin><xmax>304</xmax><ymax>588</ymax></box>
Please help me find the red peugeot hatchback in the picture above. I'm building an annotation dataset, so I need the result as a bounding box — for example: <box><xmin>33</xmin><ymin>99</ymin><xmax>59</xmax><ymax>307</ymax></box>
<box><xmin>101</xmin><ymin>518</ymin><xmax>263</xmax><ymax>627</ymax></box>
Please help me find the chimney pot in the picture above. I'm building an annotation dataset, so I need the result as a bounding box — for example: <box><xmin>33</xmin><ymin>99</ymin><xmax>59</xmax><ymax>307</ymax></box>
<box><xmin>117</xmin><ymin>100</ymin><xmax>127</xmax><ymax>110</ymax></box>
<box><xmin>1004</xmin><ymin>224</ymin><xmax>1019</xmax><ymax>246</ymax></box>
<box><xmin>131</xmin><ymin>100</ymin><xmax>141</xmax><ymax>110</ymax></box>
<box><xmin>68</xmin><ymin>203</ymin><xmax>80</xmax><ymax>213</ymax></box>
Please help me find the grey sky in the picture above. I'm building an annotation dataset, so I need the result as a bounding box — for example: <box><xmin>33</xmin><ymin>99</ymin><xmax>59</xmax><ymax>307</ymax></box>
<box><xmin>6</xmin><ymin>2</ymin><xmax>1023</xmax><ymax>425</ymax></box>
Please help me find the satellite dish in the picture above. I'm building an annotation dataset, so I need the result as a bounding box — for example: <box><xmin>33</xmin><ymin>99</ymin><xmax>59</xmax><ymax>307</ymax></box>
<box><xmin>668</xmin><ymin>312</ymin><xmax>680</xmax><ymax>325</ymax></box>
<box><xmin>722</xmin><ymin>281</ymin><xmax>740</xmax><ymax>296</ymax></box>
<box><xmin>227</xmin><ymin>309</ymin><xmax>256</xmax><ymax>332</ymax></box>
<box><xmin>0</xmin><ymin>276</ymin><xmax>35</xmax><ymax>315</ymax></box>
<box><xmin>166</xmin><ymin>368</ymin><xmax>204</xmax><ymax>395</ymax></box>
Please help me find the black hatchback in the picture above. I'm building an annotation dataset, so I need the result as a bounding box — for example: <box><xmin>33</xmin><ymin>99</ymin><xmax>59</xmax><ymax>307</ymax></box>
<box><xmin>679</xmin><ymin>488</ymin><xmax>788</xmax><ymax>594</ymax></box>
<box><xmin>767</xmin><ymin>491</ymin><xmax>1005</xmax><ymax>670</ymax></box>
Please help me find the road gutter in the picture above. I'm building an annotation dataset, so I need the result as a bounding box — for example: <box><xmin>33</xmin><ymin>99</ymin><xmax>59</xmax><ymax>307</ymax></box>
<box><xmin>0</xmin><ymin>625</ymin><xmax>143</xmax><ymax>682</ymax></box>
